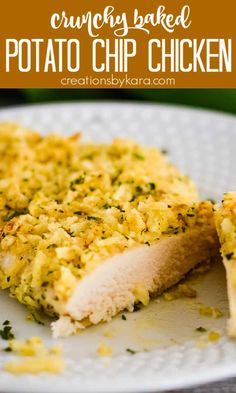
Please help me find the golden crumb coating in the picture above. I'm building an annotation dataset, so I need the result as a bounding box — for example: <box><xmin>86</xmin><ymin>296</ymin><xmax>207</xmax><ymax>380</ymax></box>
<box><xmin>0</xmin><ymin>123</ymin><xmax>213</xmax><ymax>318</ymax></box>
<box><xmin>215</xmin><ymin>192</ymin><xmax>236</xmax><ymax>261</ymax></box>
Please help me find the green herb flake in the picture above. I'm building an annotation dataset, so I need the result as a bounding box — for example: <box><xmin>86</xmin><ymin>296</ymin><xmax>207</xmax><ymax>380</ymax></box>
<box><xmin>70</xmin><ymin>175</ymin><xmax>85</xmax><ymax>189</ymax></box>
<box><xmin>147</xmin><ymin>182</ymin><xmax>156</xmax><ymax>191</ymax></box>
<box><xmin>161</xmin><ymin>149</ymin><xmax>168</xmax><ymax>155</ymax></box>
<box><xmin>3</xmin><ymin>347</ymin><xmax>12</xmax><ymax>352</ymax></box>
<box><xmin>133</xmin><ymin>153</ymin><xmax>145</xmax><ymax>160</ymax></box>
<box><xmin>126</xmin><ymin>348</ymin><xmax>137</xmax><ymax>355</ymax></box>
<box><xmin>87</xmin><ymin>216</ymin><xmax>102</xmax><ymax>222</ymax></box>
<box><xmin>83</xmin><ymin>154</ymin><xmax>94</xmax><ymax>160</ymax></box>
<box><xmin>195</xmin><ymin>326</ymin><xmax>207</xmax><ymax>332</ymax></box>
<box><xmin>0</xmin><ymin>322</ymin><xmax>15</xmax><ymax>340</ymax></box>
<box><xmin>135</xmin><ymin>185</ymin><xmax>143</xmax><ymax>194</ymax></box>
<box><xmin>29</xmin><ymin>312</ymin><xmax>45</xmax><ymax>326</ymax></box>
<box><xmin>133</xmin><ymin>303</ymin><xmax>142</xmax><ymax>312</ymax></box>
<box><xmin>121</xmin><ymin>314</ymin><xmax>127</xmax><ymax>320</ymax></box>
<box><xmin>4</xmin><ymin>210</ymin><xmax>27</xmax><ymax>222</ymax></box>
<box><xmin>73</xmin><ymin>176</ymin><xmax>85</xmax><ymax>185</ymax></box>
<box><xmin>103</xmin><ymin>203</ymin><xmax>111</xmax><ymax>209</ymax></box>
<box><xmin>116</xmin><ymin>205</ymin><xmax>125</xmax><ymax>213</ymax></box>
<box><xmin>207</xmin><ymin>198</ymin><xmax>216</xmax><ymax>204</ymax></box>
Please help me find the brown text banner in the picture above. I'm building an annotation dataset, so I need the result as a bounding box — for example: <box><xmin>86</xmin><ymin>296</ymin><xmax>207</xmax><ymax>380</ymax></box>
<box><xmin>0</xmin><ymin>0</ymin><xmax>235</xmax><ymax>88</ymax></box>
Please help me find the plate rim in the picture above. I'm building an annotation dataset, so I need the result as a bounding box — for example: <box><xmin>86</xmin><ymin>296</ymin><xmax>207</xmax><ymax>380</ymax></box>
<box><xmin>0</xmin><ymin>99</ymin><xmax>236</xmax><ymax>121</ymax></box>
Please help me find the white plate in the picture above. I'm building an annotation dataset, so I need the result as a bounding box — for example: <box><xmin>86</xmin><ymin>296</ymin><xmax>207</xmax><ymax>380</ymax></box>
<box><xmin>0</xmin><ymin>102</ymin><xmax>235</xmax><ymax>393</ymax></box>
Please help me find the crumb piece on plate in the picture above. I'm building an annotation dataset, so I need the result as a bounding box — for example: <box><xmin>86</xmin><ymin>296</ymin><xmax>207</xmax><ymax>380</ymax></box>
<box><xmin>198</xmin><ymin>304</ymin><xmax>223</xmax><ymax>318</ymax></box>
<box><xmin>97</xmin><ymin>343</ymin><xmax>113</xmax><ymax>357</ymax></box>
<box><xmin>163</xmin><ymin>292</ymin><xmax>175</xmax><ymax>301</ymax></box>
<box><xmin>173</xmin><ymin>283</ymin><xmax>197</xmax><ymax>298</ymax></box>
<box><xmin>208</xmin><ymin>331</ymin><xmax>221</xmax><ymax>342</ymax></box>
<box><xmin>7</xmin><ymin>336</ymin><xmax>61</xmax><ymax>357</ymax></box>
<box><xmin>195</xmin><ymin>330</ymin><xmax>221</xmax><ymax>349</ymax></box>
<box><xmin>4</xmin><ymin>355</ymin><xmax>65</xmax><ymax>374</ymax></box>
<box><xmin>3</xmin><ymin>336</ymin><xmax>64</xmax><ymax>374</ymax></box>
<box><xmin>163</xmin><ymin>283</ymin><xmax>197</xmax><ymax>301</ymax></box>
<box><xmin>189</xmin><ymin>259</ymin><xmax>212</xmax><ymax>278</ymax></box>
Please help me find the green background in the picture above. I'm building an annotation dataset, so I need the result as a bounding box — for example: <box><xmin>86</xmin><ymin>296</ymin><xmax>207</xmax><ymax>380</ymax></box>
<box><xmin>0</xmin><ymin>89</ymin><xmax>236</xmax><ymax>114</ymax></box>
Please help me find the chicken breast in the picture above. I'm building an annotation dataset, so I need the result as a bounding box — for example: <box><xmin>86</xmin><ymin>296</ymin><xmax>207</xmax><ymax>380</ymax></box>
<box><xmin>53</xmin><ymin>218</ymin><xmax>218</xmax><ymax>337</ymax></box>
<box><xmin>215</xmin><ymin>192</ymin><xmax>236</xmax><ymax>336</ymax></box>
<box><xmin>0</xmin><ymin>123</ymin><xmax>219</xmax><ymax>337</ymax></box>
<box><xmin>1</xmin><ymin>202</ymin><xmax>218</xmax><ymax>338</ymax></box>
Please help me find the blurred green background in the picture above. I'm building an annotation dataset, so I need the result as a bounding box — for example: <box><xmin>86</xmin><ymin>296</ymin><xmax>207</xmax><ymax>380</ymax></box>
<box><xmin>0</xmin><ymin>89</ymin><xmax>236</xmax><ymax>114</ymax></box>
